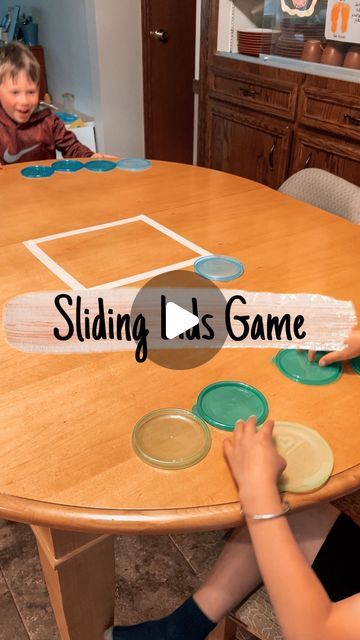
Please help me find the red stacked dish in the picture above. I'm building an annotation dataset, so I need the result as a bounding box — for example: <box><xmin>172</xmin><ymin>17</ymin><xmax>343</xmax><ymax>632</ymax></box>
<box><xmin>237</xmin><ymin>29</ymin><xmax>280</xmax><ymax>57</ymax></box>
<box><xmin>275</xmin><ymin>19</ymin><xmax>325</xmax><ymax>59</ymax></box>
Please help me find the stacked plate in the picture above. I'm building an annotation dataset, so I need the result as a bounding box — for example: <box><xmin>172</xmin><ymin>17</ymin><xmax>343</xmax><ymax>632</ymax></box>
<box><xmin>237</xmin><ymin>29</ymin><xmax>280</xmax><ymax>57</ymax></box>
<box><xmin>276</xmin><ymin>19</ymin><xmax>325</xmax><ymax>59</ymax></box>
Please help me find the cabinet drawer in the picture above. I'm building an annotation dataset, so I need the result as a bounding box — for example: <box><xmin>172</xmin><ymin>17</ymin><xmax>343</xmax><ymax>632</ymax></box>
<box><xmin>209</xmin><ymin>70</ymin><xmax>298</xmax><ymax>121</ymax></box>
<box><xmin>290</xmin><ymin>128</ymin><xmax>360</xmax><ymax>187</ymax></box>
<box><xmin>206</xmin><ymin>99</ymin><xmax>292</xmax><ymax>189</ymax></box>
<box><xmin>299</xmin><ymin>89</ymin><xmax>360</xmax><ymax>142</ymax></box>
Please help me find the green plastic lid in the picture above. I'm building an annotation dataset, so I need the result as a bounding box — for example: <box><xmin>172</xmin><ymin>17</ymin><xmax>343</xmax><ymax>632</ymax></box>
<box><xmin>132</xmin><ymin>408</ymin><xmax>211</xmax><ymax>469</ymax></box>
<box><xmin>350</xmin><ymin>356</ymin><xmax>360</xmax><ymax>375</ymax></box>
<box><xmin>273</xmin><ymin>350</ymin><xmax>342</xmax><ymax>385</ymax></box>
<box><xmin>195</xmin><ymin>381</ymin><xmax>269</xmax><ymax>431</ymax></box>
<box><xmin>273</xmin><ymin>421</ymin><xmax>334</xmax><ymax>493</ymax></box>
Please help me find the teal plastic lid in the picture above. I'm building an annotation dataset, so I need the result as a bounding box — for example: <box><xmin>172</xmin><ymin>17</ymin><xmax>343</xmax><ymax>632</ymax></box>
<box><xmin>350</xmin><ymin>356</ymin><xmax>360</xmax><ymax>375</ymax></box>
<box><xmin>195</xmin><ymin>381</ymin><xmax>269</xmax><ymax>431</ymax></box>
<box><xmin>52</xmin><ymin>159</ymin><xmax>84</xmax><ymax>173</ymax></box>
<box><xmin>56</xmin><ymin>111</ymin><xmax>78</xmax><ymax>123</ymax></box>
<box><xmin>194</xmin><ymin>255</ymin><xmax>244</xmax><ymax>282</ymax></box>
<box><xmin>132</xmin><ymin>408</ymin><xmax>211</xmax><ymax>469</ymax></box>
<box><xmin>84</xmin><ymin>160</ymin><xmax>117</xmax><ymax>172</ymax></box>
<box><xmin>21</xmin><ymin>165</ymin><xmax>54</xmax><ymax>179</ymax></box>
<box><xmin>273</xmin><ymin>350</ymin><xmax>342</xmax><ymax>385</ymax></box>
<box><xmin>117</xmin><ymin>157</ymin><xmax>152</xmax><ymax>171</ymax></box>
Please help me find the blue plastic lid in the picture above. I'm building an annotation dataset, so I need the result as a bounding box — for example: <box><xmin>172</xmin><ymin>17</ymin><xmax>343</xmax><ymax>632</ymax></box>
<box><xmin>56</xmin><ymin>111</ymin><xmax>78</xmax><ymax>123</ymax></box>
<box><xmin>194</xmin><ymin>255</ymin><xmax>244</xmax><ymax>282</ymax></box>
<box><xmin>21</xmin><ymin>165</ymin><xmax>54</xmax><ymax>179</ymax></box>
<box><xmin>117</xmin><ymin>157</ymin><xmax>152</xmax><ymax>172</ymax></box>
<box><xmin>52</xmin><ymin>160</ymin><xmax>84</xmax><ymax>173</ymax></box>
<box><xmin>84</xmin><ymin>160</ymin><xmax>117</xmax><ymax>172</ymax></box>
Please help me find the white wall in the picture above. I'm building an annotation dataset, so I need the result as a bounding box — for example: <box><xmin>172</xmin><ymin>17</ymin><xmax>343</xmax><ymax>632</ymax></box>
<box><xmin>0</xmin><ymin>0</ymin><xmax>145</xmax><ymax>156</ymax></box>
<box><xmin>90</xmin><ymin>0</ymin><xmax>144</xmax><ymax>157</ymax></box>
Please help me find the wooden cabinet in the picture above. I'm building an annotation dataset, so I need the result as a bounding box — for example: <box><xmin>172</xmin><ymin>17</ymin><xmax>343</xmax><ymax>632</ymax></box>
<box><xmin>203</xmin><ymin>61</ymin><xmax>360</xmax><ymax>188</ymax></box>
<box><xmin>207</xmin><ymin>99</ymin><xmax>291</xmax><ymax>188</ymax></box>
<box><xmin>291</xmin><ymin>129</ymin><xmax>360</xmax><ymax>186</ymax></box>
<box><xmin>198</xmin><ymin>1</ymin><xmax>360</xmax><ymax>188</ymax></box>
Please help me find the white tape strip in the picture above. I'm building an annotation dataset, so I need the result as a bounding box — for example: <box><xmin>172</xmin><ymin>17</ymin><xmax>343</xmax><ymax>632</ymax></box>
<box><xmin>23</xmin><ymin>215</ymin><xmax>211</xmax><ymax>289</ymax></box>
<box><xmin>23</xmin><ymin>241</ymin><xmax>86</xmax><ymax>289</ymax></box>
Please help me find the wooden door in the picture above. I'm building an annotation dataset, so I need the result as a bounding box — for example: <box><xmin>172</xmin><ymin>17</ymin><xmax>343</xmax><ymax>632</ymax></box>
<box><xmin>206</xmin><ymin>99</ymin><xmax>292</xmax><ymax>189</ymax></box>
<box><xmin>290</xmin><ymin>129</ymin><xmax>360</xmax><ymax>187</ymax></box>
<box><xmin>141</xmin><ymin>0</ymin><xmax>197</xmax><ymax>164</ymax></box>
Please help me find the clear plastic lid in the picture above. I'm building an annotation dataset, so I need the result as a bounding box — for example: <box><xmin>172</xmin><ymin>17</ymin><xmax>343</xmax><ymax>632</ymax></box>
<box><xmin>194</xmin><ymin>255</ymin><xmax>244</xmax><ymax>282</ymax></box>
<box><xmin>117</xmin><ymin>158</ymin><xmax>152</xmax><ymax>172</ymax></box>
<box><xmin>132</xmin><ymin>408</ymin><xmax>211</xmax><ymax>469</ymax></box>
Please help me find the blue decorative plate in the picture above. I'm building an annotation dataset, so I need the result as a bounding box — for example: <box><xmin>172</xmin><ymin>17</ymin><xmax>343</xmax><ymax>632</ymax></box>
<box><xmin>84</xmin><ymin>160</ymin><xmax>117</xmax><ymax>172</ymax></box>
<box><xmin>194</xmin><ymin>255</ymin><xmax>244</xmax><ymax>282</ymax></box>
<box><xmin>52</xmin><ymin>160</ymin><xmax>84</xmax><ymax>173</ymax></box>
<box><xmin>117</xmin><ymin>157</ymin><xmax>152</xmax><ymax>172</ymax></box>
<box><xmin>21</xmin><ymin>165</ymin><xmax>55</xmax><ymax>179</ymax></box>
<box><xmin>56</xmin><ymin>111</ymin><xmax>78</xmax><ymax>123</ymax></box>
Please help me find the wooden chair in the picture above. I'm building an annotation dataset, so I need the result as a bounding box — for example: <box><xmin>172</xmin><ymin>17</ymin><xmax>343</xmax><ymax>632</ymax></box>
<box><xmin>210</xmin><ymin>491</ymin><xmax>360</xmax><ymax>640</ymax></box>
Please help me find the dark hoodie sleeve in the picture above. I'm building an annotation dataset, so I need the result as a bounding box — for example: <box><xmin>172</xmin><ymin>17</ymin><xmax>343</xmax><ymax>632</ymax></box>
<box><xmin>51</xmin><ymin>114</ymin><xmax>94</xmax><ymax>158</ymax></box>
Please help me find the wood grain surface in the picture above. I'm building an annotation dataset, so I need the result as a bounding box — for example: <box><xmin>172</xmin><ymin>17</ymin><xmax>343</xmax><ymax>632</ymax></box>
<box><xmin>0</xmin><ymin>159</ymin><xmax>359</xmax><ymax>533</ymax></box>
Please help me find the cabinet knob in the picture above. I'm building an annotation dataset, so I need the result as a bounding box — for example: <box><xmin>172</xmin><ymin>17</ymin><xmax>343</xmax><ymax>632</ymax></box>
<box><xmin>240</xmin><ymin>87</ymin><xmax>259</xmax><ymax>97</ymax></box>
<box><xmin>344</xmin><ymin>113</ymin><xmax>360</xmax><ymax>126</ymax></box>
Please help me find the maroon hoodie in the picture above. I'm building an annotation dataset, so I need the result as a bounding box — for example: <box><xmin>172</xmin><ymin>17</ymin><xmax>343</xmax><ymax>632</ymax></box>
<box><xmin>0</xmin><ymin>104</ymin><xmax>94</xmax><ymax>165</ymax></box>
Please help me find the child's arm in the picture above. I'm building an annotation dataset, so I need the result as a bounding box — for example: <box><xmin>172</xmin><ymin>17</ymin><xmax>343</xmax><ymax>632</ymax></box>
<box><xmin>51</xmin><ymin>114</ymin><xmax>96</xmax><ymax>159</ymax></box>
<box><xmin>224</xmin><ymin>418</ymin><xmax>360</xmax><ymax>640</ymax></box>
<box><xmin>309</xmin><ymin>329</ymin><xmax>360</xmax><ymax>365</ymax></box>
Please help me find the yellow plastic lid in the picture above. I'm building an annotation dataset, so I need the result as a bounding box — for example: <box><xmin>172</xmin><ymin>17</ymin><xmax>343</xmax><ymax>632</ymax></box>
<box><xmin>273</xmin><ymin>421</ymin><xmax>334</xmax><ymax>493</ymax></box>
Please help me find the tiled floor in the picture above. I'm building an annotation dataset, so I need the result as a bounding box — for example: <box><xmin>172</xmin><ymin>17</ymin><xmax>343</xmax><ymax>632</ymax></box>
<box><xmin>0</xmin><ymin>519</ymin><xmax>228</xmax><ymax>640</ymax></box>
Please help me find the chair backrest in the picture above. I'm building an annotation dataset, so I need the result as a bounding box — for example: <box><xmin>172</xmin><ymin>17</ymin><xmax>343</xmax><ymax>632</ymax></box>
<box><xmin>279</xmin><ymin>169</ymin><xmax>360</xmax><ymax>224</ymax></box>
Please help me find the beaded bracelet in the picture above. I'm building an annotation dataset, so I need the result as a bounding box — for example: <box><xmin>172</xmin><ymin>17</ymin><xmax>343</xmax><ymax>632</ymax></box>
<box><xmin>241</xmin><ymin>500</ymin><xmax>291</xmax><ymax>521</ymax></box>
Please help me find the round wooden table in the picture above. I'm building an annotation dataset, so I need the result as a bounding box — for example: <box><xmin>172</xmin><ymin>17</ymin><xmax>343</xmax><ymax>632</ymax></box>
<box><xmin>0</xmin><ymin>160</ymin><xmax>359</xmax><ymax>639</ymax></box>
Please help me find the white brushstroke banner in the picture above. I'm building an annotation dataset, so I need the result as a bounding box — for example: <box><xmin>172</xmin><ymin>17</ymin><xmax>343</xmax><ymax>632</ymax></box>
<box><xmin>3</xmin><ymin>290</ymin><xmax>356</xmax><ymax>361</ymax></box>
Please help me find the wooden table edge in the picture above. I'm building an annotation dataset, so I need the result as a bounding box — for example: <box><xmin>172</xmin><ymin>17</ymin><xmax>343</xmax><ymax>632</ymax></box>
<box><xmin>1</xmin><ymin>465</ymin><xmax>359</xmax><ymax>535</ymax></box>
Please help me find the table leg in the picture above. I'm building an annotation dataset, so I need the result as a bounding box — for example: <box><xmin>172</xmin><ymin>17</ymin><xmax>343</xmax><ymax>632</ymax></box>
<box><xmin>208</xmin><ymin>616</ymin><xmax>238</xmax><ymax>640</ymax></box>
<box><xmin>31</xmin><ymin>526</ymin><xmax>115</xmax><ymax>640</ymax></box>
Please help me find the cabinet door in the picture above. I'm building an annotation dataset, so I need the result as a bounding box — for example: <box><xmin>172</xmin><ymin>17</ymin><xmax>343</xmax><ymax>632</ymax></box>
<box><xmin>290</xmin><ymin>129</ymin><xmax>360</xmax><ymax>187</ymax></box>
<box><xmin>206</xmin><ymin>100</ymin><xmax>292</xmax><ymax>189</ymax></box>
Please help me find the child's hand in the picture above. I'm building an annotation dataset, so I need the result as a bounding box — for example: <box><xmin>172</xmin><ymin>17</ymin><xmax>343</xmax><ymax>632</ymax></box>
<box><xmin>308</xmin><ymin>329</ymin><xmax>360</xmax><ymax>365</ymax></box>
<box><xmin>91</xmin><ymin>153</ymin><xmax>117</xmax><ymax>160</ymax></box>
<box><xmin>223</xmin><ymin>418</ymin><xmax>286</xmax><ymax>500</ymax></box>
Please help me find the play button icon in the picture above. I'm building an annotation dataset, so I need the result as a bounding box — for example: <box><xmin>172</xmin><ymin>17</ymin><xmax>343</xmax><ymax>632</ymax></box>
<box><xmin>131</xmin><ymin>269</ymin><xmax>228</xmax><ymax>370</ymax></box>
<box><xmin>165</xmin><ymin>302</ymin><xmax>200</xmax><ymax>339</ymax></box>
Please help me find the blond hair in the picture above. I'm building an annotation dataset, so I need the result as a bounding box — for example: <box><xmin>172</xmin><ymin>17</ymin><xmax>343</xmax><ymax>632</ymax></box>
<box><xmin>0</xmin><ymin>42</ymin><xmax>40</xmax><ymax>85</ymax></box>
